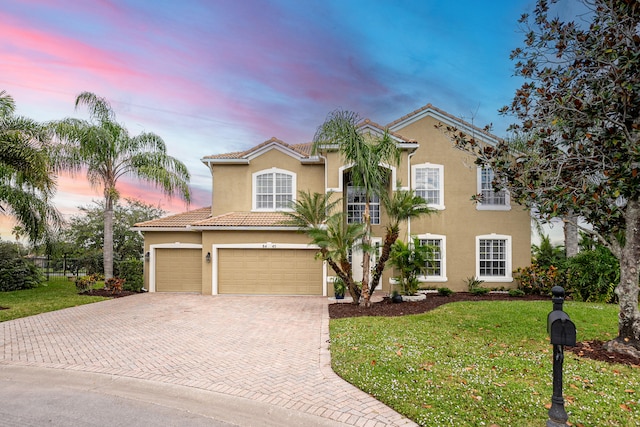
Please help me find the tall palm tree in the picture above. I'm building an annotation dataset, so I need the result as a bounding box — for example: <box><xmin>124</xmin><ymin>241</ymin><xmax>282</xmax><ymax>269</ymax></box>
<box><xmin>313</xmin><ymin>110</ymin><xmax>401</xmax><ymax>306</ymax></box>
<box><xmin>51</xmin><ymin>92</ymin><xmax>191</xmax><ymax>279</ymax></box>
<box><xmin>0</xmin><ymin>90</ymin><xmax>61</xmax><ymax>243</ymax></box>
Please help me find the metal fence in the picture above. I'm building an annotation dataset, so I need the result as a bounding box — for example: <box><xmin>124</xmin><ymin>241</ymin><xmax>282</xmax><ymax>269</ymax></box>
<box><xmin>30</xmin><ymin>256</ymin><xmax>91</xmax><ymax>280</ymax></box>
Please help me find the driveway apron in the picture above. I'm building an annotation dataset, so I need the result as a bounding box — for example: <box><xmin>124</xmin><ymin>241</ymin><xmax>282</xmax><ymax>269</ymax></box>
<box><xmin>0</xmin><ymin>294</ymin><xmax>416</xmax><ymax>426</ymax></box>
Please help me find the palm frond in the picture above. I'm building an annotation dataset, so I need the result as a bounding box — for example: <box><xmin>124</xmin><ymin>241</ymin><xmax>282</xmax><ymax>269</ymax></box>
<box><xmin>282</xmin><ymin>190</ymin><xmax>339</xmax><ymax>229</ymax></box>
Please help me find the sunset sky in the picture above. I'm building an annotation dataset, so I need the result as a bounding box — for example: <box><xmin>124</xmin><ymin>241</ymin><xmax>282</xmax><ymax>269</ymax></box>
<box><xmin>1</xmin><ymin>0</ymin><xmax>579</xmax><ymax>242</ymax></box>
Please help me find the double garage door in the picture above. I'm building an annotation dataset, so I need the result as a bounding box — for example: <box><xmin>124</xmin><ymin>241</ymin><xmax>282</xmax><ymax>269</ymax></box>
<box><xmin>154</xmin><ymin>247</ymin><xmax>322</xmax><ymax>295</ymax></box>
<box><xmin>218</xmin><ymin>248</ymin><xmax>322</xmax><ymax>295</ymax></box>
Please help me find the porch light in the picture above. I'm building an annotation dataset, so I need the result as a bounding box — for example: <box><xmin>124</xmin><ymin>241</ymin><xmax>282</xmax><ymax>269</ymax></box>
<box><xmin>206</xmin><ymin>252</ymin><xmax>211</xmax><ymax>263</ymax></box>
<box><xmin>145</xmin><ymin>251</ymin><xmax>150</xmax><ymax>261</ymax></box>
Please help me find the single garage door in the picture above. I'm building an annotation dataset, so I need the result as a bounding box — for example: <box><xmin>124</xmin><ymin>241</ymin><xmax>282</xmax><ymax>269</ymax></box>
<box><xmin>155</xmin><ymin>248</ymin><xmax>202</xmax><ymax>292</ymax></box>
<box><xmin>218</xmin><ymin>248</ymin><xmax>322</xmax><ymax>295</ymax></box>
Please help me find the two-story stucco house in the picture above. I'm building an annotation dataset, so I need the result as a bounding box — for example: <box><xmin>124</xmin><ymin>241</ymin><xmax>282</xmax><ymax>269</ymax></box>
<box><xmin>133</xmin><ymin>104</ymin><xmax>531</xmax><ymax>295</ymax></box>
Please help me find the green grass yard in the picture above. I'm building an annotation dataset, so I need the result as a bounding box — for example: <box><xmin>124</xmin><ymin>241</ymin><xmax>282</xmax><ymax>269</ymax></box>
<box><xmin>330</xmin><ymin>300</ymin><xmax>639</xmax><ymax>426</ymax></box>
<box><xmin>0</xmin><ymin>277</ymin><xmax>109</xmax><ymax>322</ymax></box>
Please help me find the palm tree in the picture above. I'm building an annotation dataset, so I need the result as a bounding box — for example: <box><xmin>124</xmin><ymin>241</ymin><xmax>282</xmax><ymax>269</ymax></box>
<box><xmin>369</xmin><ymin>189</ymin><xmax>434</xmax><ymax>294</ymax></box>
<box><xmin>51</xmin><ymin>92</ymin><xmax>191</xmax><ymax>279</ymax></box>
<box><xmin>285</xmin><ymin>190</ymin><xmax>365</xmax><ymax>301</ymax></box>
<box><xmin>313</xmin><ymin>110</ymin><xmax>400</xmax><ymax>306</ymax></box>
<box><xmin>0</xmin><ymin>90</ymin><xmax>61</xmax><ymax>243</ymax></box>
<box><xmin>308</xmin><ymin>213</ymin><xmax>366</xmax><ymax>301</ymax></box>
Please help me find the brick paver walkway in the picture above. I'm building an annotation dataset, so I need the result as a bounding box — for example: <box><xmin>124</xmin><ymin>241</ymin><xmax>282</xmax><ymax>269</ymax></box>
<box><xmin>0</xmin><ymin>294</ymin><xmax>416</xmax><ymax>426</ymax></box>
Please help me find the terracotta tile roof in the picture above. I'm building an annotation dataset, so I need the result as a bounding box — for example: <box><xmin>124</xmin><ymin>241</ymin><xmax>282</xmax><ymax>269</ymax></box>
<box><xmin>195</xmin><ymin>211</ymin><xmax>293</xmax><ymax>227</ymax></box>
<box><xmin>203</xmin><ymin>137</ymin><xmax>313</xmax><ymax>160</ymax></box>
<box><xmin>386</xmin><ymin>103</ymin><xmax>500</xmax><ymax>141</ymax></box>
<box><xmin>133</xmin><ymin>207</ymin><xmax>212</xmax><ymax>228</ymax></box>
<box><xmin>358</xmin><ymin>119</ymin><xmax>416</xmax><ymax>143</ymax></box>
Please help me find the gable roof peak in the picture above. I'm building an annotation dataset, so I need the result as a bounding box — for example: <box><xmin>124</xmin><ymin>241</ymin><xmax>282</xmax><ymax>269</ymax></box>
<box><xmin>202</xmin><ymin>138</ymin><xmax>313</xmax><ymax>163</ymax></box>
<box><xmin>387</xmin><ymin>102</ymin><xmax>500</xmax><ymax>145</ymax></box>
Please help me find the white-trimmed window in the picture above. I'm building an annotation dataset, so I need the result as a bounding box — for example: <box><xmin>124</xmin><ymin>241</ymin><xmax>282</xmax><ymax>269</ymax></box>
<box><xmin>347</xmin><ymin>184</ymin><xmax>380</xmax><ymax>225</ymax></box>
<box><xmin>252</xmin><ymin>168</ymin><xmax>295</xmax><ymax>211</ymax></box>
<box><xmin>477</xmin><ymin>167</ymin><xmax>510</xmax><ymax>210</ymax></box>
<box><xmin>476</xmin><ymin>234</ymin><xmax>513</xmax><ymax>282</ymax></box>
<box><xmin>417</xmin><ymin>234</ymin><xmax>447</xmax><ymax>282</ymax></box>
<box><xmin>412</xmin><ymin>163</ymin><xmax>444</xmax><ymax>210</ymax></box>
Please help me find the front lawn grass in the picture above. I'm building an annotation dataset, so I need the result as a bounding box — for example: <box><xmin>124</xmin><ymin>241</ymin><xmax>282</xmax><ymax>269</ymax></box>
<box><xmin>330</xmin><ymin>300</ymin><xmax>639</xmax><ymax>426</ymax></box>
<box><xmin>0</xmin><ymin>277</ymin><xmax>109</xmax><ymax>322</ymax></box>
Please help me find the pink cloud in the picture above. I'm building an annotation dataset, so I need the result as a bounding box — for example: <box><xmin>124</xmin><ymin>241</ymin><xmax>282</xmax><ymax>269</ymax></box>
<box><xmin>53</xmin><ymin>172</ymin><xmax>207</xmax><ymax>214</ymax></box>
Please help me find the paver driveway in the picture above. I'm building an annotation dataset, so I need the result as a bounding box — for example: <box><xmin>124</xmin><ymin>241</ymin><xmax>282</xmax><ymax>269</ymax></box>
<box><xmin>0</xmin><ymin>294</ymin><xmax>416</xmax><ymax>426</ymax></box>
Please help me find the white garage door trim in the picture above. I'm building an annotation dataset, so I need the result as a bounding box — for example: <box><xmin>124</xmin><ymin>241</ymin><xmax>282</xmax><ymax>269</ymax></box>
<box><xmin>211</xmin><ymin>242</ymin><xmax>326</xmax><ymax>295</ymax></box>
<box><xmin>149</xmin><ymin>243</ymin><xmax>202</xmax><ymax>292</ymax></box>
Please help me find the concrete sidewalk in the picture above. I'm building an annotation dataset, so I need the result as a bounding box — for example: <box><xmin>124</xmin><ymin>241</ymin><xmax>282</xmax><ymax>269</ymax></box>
<box><xmin>0</xmin><ymin>294</ymin><xmax>416</xmax><ymax>426</ymax></box>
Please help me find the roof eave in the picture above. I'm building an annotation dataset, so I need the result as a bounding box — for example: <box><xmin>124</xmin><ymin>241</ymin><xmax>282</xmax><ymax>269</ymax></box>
<box><xmin>193</xmin><ymin>226</ymin><xmax>300</xmax><ymax>231</ymax></box>
<box><xmin>130</xmin><ymin>227</ymin><xmax>200</xmax><ymax>232</ymax></box>
<box><xmin>201</xmin><ymin>158</ymin><xmax>250</xmax><ymax>165</ymax></box>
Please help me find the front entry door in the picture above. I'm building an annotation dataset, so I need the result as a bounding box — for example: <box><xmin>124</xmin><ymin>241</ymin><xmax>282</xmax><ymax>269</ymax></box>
<box><xmin>350</xmin><ymin>237</ymin><xmax>382</xmax><ymax>289</ymax></box>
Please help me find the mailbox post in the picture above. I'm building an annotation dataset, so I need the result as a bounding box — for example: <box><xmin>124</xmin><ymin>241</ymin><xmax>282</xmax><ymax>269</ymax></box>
<box><xmin>546</xmin><ymin>286</ymin><xmax>577</xmax><ymax>427</ymax></box>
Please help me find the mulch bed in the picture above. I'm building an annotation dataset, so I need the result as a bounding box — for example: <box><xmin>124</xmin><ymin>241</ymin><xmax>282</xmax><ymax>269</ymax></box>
<box><xmin>329</xmin><ymin>292</ymin><xmax>640</xmax><ymax>367</ymax></box>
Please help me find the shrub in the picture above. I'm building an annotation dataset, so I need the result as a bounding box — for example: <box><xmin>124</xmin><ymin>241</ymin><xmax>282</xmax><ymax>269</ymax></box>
<box><xmin>508</xmin><ymin>289</ymin><xmax>526</xmax><ymax>297</ymax></box>
<box><xmin>104</xmin><ymin>277</ymin><xmax>125</xmax><ymax>294</ymax></box>
<box><xmin>0</xmin><ymin>242</ymin><xmax>43</xmax><ymax>291</ymax></box>
<box><xmin>333</xmin><ymin>277</ymin><xmax>346</xmax><ymax>297</ymax></box>
<box><xmin>470</xmin><ymin>286</ymin><xmax>490</xmax><ymax>296</ymax></box>
<box><xmin>437</xmin><ymin>287</ymin><xmax>453</xmax><ymax>296</ymax></box>
<box><xmin>116</xmin><ymin>258</ymin><xmax>144</xmax><ymax>292</ymax></box>
<box><xmin>75</xmin><ymin>274</ymin><xmax>98</xmax><ymax>293</ymax></box>
<box><xmin>514</xmin><ymin>264</ymin><xmax>565</xmax><ymax>295</ymax></box>
<box><xmin>389</xmin><ymin>238</ymin><xmax>432</xmax><ymax>296</ymax></box>
<box><xmin>466</xmin><ymin>276</ymin><xmax>489</xmax><ymax>295</ymax></box>
<box><xmin>565</xmin><ymin>245</ymin><xmax>619</xmax><ymax>303</ymax></box>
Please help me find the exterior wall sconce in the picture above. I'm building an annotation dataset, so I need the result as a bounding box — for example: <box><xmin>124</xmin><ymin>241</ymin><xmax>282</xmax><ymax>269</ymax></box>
<box><xmin>206</xmin><ymin>252</ymin><xmax>211</xmax><ymax>263</ymax></box>
<box><xmin>145</xmin><ymin>251</ymin><xmax>150</xmax><ymax>261</ymax></box>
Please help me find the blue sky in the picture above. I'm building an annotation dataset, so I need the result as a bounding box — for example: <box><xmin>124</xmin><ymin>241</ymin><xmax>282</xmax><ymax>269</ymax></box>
<box><xmin>1</xmin><ymin>0</ymin><xmax>566</xmax><ymax>240</ymax></box>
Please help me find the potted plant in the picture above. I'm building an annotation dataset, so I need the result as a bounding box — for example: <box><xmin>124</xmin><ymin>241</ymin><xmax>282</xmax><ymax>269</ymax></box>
<box><xmin>391</xmin><ymin>289</ymin><xmax>403</xmax><ymax>303</ymax></box>
<box><xmin>333</xmin><ymin>277</ymin><xmax>346</xmax><ymax>299</ymax></box>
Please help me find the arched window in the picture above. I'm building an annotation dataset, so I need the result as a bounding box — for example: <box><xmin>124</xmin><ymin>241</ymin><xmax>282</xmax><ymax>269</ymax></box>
<box><xmin>252</xmin><ymin>169</ymin><xmax>296</xmax><ymax>211</ymax></box>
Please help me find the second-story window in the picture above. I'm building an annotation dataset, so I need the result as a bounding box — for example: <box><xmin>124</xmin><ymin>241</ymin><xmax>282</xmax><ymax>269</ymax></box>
<box><xmin>412</xmin><ymin>163</ymin><xmax>444</xmax><ymax>210</ymax></box>
<box><xmin>347</xmin><ymin>184</ymin><xmax>380</xmax><ymax>224</ymax></box>
<box><xmin>477</xmin><ymin>167</ymin><xmax>510</xmax><ymax>210</ymax></box>
<box><xmin>253</xmin><ymin>169</ymin><xmax>295</xmax><ymax>211</ymax></box>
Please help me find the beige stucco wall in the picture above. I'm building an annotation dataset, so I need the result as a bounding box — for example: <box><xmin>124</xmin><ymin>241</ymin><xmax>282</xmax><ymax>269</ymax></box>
<box><xmin>393</xmin><ymin>115</ymin><xmax>531</xmax><ymax>291</ymax></box>
<box><xmin>210</xmin><ymin>149</ymin><xmax>324</xmax><ymax>216</ymax></box>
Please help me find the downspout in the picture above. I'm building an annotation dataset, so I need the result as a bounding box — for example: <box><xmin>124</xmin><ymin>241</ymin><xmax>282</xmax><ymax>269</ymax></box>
<box><xmin>406</xmin><ymin>149</ymin><xmax>417</xmax><ymax>239</ymax></box>
<box><xmin>318</xmin><ymin>152</ymin><xmax>329</xmax><ymax>297</ymax></box>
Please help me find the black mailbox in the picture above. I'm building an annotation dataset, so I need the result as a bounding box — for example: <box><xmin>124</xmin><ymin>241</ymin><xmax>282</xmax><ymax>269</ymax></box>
<box><xmin>547</xmin><ymin>311</ymin><xmax>576</xmax><ymax>347</ymax></box>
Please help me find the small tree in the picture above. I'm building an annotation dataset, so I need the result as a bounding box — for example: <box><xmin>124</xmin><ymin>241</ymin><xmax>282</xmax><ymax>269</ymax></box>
<box><xmin>61</xmin><ymin>198</ymin><xmax>165</xmax><ymax>272</ymax></box>
<box><xmin>369</xmin><ymin>189</ymin><xmax>434</xmax><ymax>295</ymax></box>
<box><xmin>444</xmin><ymin>0</ymin><xmax>640</xmax><ymax>357</ymax></box>
<box><xmin>388</xmin><ymin>237</ymin><xmax>433</xmax><ymax>296</ymax></box>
